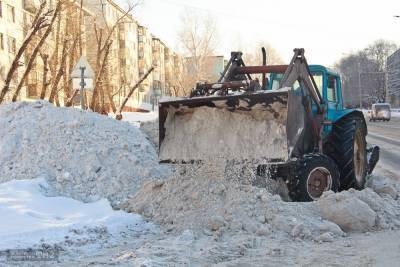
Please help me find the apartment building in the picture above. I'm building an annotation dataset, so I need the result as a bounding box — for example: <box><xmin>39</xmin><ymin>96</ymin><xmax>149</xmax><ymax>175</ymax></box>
<box><xmin>0</xmin><ymin>1</ymin><xmax>26</xmax><ymax>101</ymax></box>
<box><xmin>164</xmin><ymin>46</ymin><xmax>174</xmax><ymax>96</ymax></box>
<box><xmin>387</xmin><ymin>49</ymin><xmax>400</xmax><ymax>107</ymax></box>
<box><xmin>84</xmin><ymin>0</ymin><xmax>139</xmax><ymax>108</ymax></box>
<box><xmin>0</xmin><ymin>0</ymin><xmax>180</xmax><ymax>110</ymax></box>
<box><xmin>164</xmin><ymin>47</ymin><xmax>183</xmax><ymax>97</ymax></box>
<box><xmin>136</xmin><ymin>24</ymin><xmax>153</xmax><ymax>109</ymax></box>
<box><xmin>172</xmin><ymin>53</ymin><xmax>184</xmax><ymax>96</ymax></box>
<box><xmin>151</xmin><ymin>36</ymin><xmax>166</xmax><ymax>103</ymax></box>
<box><xmin>25</xmin><ymin>1</ymin><xmax>92</xmax><ymax>104</ymax></box>
<box><xmin>0</xmin><ymin>1</ymin><xmax>94</xmax><ymax>104</ymax></box>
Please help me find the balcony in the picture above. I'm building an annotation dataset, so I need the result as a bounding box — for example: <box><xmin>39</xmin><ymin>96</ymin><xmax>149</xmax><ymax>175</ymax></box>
<box><xmin>24</xmin><ymin>0</ymin><xmax>40</xmax><ymax>13</ymax></box>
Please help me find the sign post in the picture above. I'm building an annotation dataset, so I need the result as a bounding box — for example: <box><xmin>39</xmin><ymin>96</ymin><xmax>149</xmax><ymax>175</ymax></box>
<box><xmin>71</xmin><ymin>56</ymin><xmax>95</xmax><ymax>109</ymax></box>
<box><xmin>79</xmin><ymin>66</ymin><xmax>86</xmax><ymax>109</ymax></box>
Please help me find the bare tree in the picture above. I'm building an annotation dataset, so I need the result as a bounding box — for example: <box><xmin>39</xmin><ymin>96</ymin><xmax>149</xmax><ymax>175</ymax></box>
<box><xmin>336</xmin><ymin>39</ymin><xmax>398</xmax><ymax>106</ymax></box>
<box><xmin>39</xmin><ymin>52</ymin><xmax>50</xmax><ymax>99</ymax></box>
<box><xmin>89</xmin><ymin>1</ymin><xmax>137</xmax><ymax>112</ymax></box>
<box><xmin>115</xmin><ymin>67</ymin><xmax>154</xmax><ymax>120</ymax></box>
<box><xmin>177</xmin><ymin>8</ymin><xmax>219</xmax><ymax>95</ymax></box>
<box><xmin>365</xmin><ymin>39</ymin><xmax>397</xmax><ymax>72</ymax></box>
<box><xmin>12</xmin><ymin>1</ymin><xmax>63</xmax><ymax>102</ymax></box>
<box><xmin>48</xmin><ymin>37</ymin><xmax>78</xmax><ymax>103</ymax></box>
<box><xmin>0</xmin><ymin>1</ymin><xmax>49</xmax><ymax>104</ymax></box>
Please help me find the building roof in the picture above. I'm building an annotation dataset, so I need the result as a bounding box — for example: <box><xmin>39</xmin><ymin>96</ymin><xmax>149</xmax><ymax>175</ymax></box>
<box><xmin>106</xmin><ymin>0</ymin><xmax>138</xmax><ymax>24</ymax></box>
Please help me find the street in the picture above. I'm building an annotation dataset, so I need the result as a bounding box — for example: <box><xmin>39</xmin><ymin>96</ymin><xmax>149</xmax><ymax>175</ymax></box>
<box><xmin>367</xmin><ymin>116</ymin><xmax>400</xmax><ymax>178</ymax></box>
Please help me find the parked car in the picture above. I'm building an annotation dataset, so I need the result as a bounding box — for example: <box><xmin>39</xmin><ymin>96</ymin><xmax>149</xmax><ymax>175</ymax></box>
<box><xmin>369</xmin><ymin>103</ymin><xmax>391</xmax><ymax>122</ymax></box>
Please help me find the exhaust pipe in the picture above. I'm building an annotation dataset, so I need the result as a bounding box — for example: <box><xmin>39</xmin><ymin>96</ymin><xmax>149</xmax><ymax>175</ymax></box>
<box><xmin>262</xmin><ymin>47</ymin><xmax>266</xmax><ymax>89</ymax></box>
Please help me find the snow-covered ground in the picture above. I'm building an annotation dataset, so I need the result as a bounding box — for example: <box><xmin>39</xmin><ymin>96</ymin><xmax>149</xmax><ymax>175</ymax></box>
<box><xmin>109</xmin><ymin>111</ymin><xmax>158</xmax><ymax>126</ymax></box>
<box><xmin>0</xmin><ymin>178</ymin><xmax>155</xmax><ymax>250</ymax></box>
<box><xmin>1</xmin><ymin>101</ymin><xmax>399</xmax><ymax>266</ymax></box>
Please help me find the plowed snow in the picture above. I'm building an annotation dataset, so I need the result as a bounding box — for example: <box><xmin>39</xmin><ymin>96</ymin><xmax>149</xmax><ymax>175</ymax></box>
<box><xmin>0</xmin><ymin>101</ymin><xmax>171</xmax><ymax>206</ymax></box>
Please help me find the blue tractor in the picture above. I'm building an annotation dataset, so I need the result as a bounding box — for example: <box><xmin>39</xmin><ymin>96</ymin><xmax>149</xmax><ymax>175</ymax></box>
<box><xmin>158</xmin><ymin>48</ymin><xmax>380</xmax><ymax>201</ymax></box>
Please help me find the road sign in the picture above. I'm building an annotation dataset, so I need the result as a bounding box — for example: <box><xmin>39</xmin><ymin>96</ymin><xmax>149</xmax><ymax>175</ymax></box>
<box><xmin>73</xmin><ymin>78</ymin><xmax>93</xmax><ymax>90</ymax></box>
<box><xmin>71</xmin><ymin>56</ymin><xmax>95</xmax><ymax>79</ymax></box>
<box><xmin>71</xmin><ymin>56</ymin><xmax>95</xmax><ymax>109</ymax></box>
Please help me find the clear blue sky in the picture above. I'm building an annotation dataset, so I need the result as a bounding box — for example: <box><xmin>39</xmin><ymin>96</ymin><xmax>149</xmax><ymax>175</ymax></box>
<box><xmin>116</xmin><ymin>0</ymin><xmax>400</xmax><ymax>67</ymax></box>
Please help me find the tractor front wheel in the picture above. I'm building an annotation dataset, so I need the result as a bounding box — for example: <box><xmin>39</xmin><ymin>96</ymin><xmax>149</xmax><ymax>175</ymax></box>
<box><xmin>288</xmin><ymin>154</ymin><xmax>340</xmax><ymax>202</ymax></box>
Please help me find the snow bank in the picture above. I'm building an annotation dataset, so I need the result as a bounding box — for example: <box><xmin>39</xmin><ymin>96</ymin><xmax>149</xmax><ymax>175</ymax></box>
<box><xmin>0</xmin><ymin>101</ymin><xmax>170</xmax><ymax>205</ymax></box>
<box><xmin>0</xmin><ymin>178</ymin><xmax>154</xmax><ymax>250</ymax></box>
<box><xmin>125</xmin><ymin>118</ymin><xmax>400</xmax><ymax>238</ymax></box>
<box><xmin>123</xmin><ymin>162</ymin><xmax>345</xmax><ymax>240</ymax></box>
<box><xmin>124</xmin><ymin>161</ymin><xmax>400</xmax><ymax>238</ymax></box>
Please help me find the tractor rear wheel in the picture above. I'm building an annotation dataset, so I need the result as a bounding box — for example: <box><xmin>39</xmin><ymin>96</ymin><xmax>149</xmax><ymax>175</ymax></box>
<box><xmin>325</xmin><ymin>116</ymin><xmax>368</xmax><ymax>190</ymax></box>
<box><xmin>288</xmin><ymin>154</ymin><xmax>340</xmax><ymax>202</ymax></box>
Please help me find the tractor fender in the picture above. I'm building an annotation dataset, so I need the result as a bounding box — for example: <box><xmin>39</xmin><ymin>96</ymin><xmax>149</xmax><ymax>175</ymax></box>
<box><xmin>332</xmin><ymin>109</ymin><xmax>367</xmax><ymax>135</ymax></box>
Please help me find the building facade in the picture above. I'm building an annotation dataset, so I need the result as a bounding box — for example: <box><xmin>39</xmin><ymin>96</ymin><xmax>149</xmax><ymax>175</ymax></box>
<box><xmin>0</xmin><ymin>0</ymin><xmax>28</xmax><ymax>101</ymax></box>
<box><xmin>136</xmin><ymin>24</ymin><xmax>153</xmax><ymax>109</ymax></box>
<box><xmin>151</xmin><ymin>37</ymin><xmax>166</xmax><ymax>103</ymax></box>
<box><xmin>84</xmin><ymin>0</ymin><xmax>139</xmax><ymax>109</ymax></box>
<box><xmin>0</xmin><ymin>0</ymin><xmax>180</xmax><ymax>111</ymax></box>
<box><xmin>387</xmin><ymin>49</ymin><xmax>400</xmax><ymax>107</ymax></box>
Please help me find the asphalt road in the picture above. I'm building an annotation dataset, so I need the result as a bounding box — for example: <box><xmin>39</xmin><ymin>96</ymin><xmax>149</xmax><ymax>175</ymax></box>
<box><xmin>366</xmin><ymin>116</ymin><xmax>400</xmax><ymax>178</ymax></box>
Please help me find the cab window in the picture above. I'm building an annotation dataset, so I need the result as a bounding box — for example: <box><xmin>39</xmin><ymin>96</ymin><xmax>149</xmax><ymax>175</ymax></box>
<box><xmin>312</xmin><ymin>73</ymin><xmax>323</xmax><ymax>97</ymax></box>
<box><xmin>327</xmin><ymin>75</ymin><xmax>337</xmax><ymax>102</ymax></box>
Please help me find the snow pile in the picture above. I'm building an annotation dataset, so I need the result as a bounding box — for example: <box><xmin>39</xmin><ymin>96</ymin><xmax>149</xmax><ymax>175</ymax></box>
<box><xmin>159</xmin><ymin>106</ymin><xmax>288</xmax><ymax>162</ymax></box>
<box><xmin>124</xmin><ymin>162</ymin><xmax>400</xmax><ymax>238</ymax></box>
<box><xmin>0</xmin><ymin>178</ymin><xmax>155</xmax><ymax>250</ymax></box>
<box><xmin>125</xmin><ymin>117</ymin><xmax>400</xmax><ymax>237</ymax></box>
<box><xmin>140</xmin><ymin>119</ymin><xmax>159</xmax><ymax>148</ymax></box>
<box><xmin>0</xmin><ymin>101</ymin><xmax>170</xmax><ymax>205</ymax></box>
<box><xmin>124</xmin><ymin>162</ymin><xmax>345</xmax><ymax>240</ymax></box>
<box><xmin>318</xmin><ymin>176</ymin><xmax>400</xmax><ymax>232</ymax></box>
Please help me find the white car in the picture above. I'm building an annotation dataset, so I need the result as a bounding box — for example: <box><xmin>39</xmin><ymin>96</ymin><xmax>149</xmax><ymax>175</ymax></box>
<box><xmin>369</xmin><ymin>103</ymin><xmax>391</xmax><ymax>122</ymax></box>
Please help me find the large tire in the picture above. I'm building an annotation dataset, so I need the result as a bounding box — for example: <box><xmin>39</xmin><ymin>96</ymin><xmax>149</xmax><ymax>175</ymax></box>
<box><xmin>325</xmin><ymin>116</ymin><xmax>367</xmax><ymax>190</ymax></box>
<box><xmin>288</xmin><ymin>153</ymin><xmax>340</xmax><ymax>202</ymax></box>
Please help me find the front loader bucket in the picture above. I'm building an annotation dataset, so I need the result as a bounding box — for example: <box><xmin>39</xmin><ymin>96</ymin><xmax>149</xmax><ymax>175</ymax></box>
<box><xmin>158</xmin><ymin>89</ymin><xmax>306</xmax><ymax>164</ymax></box>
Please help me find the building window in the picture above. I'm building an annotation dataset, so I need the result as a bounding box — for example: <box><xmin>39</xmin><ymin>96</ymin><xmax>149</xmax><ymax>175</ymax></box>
<box><xmin>153</xmin><ymin>80</ymin><xmax>161</xmax><ymax>90</ymax></box>
<box><xmin>327</xmin><ymin>75</ymin><xmax>337</xmax><ymax>102</ymax></box>
<box><xmin>27</xmin><ymin>84</ymin><xmax>37</xmax><ymax>98</ymax></box>
<box><xmin>8</xmin><ymin>36</ymin><xmax>16</xmax><ymax>54</ymax></box>
<box><xmin>0</xmin><ymin>33</ymin><xmax>3</xmax><ymax>50</ymax></box>
<box><xmin>120</xmin><ymin>58</ymin><xmax>126</xmax><ymax>67</ymax></box>
<box><xmin>119</xmin><ymin>40</ymin><xmax>125</xmax><ymax>49</ymax></box>
<box><xmin>138</xmin><ymin>48</ymin><xmax>144</xmax><ymax>59</ymax></box>
<box><xmin>0</xmin><ymin>1</ymin><xmax>3</xmax><ymax>18</ymax></box>
<box><xmin>7</xmin><ymin>4</ymin><xmax>15</xmax><ymax>22</ymax></box>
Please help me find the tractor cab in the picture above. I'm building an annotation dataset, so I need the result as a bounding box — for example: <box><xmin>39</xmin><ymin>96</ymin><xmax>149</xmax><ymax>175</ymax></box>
<box><xmin>269</xmin><ymin>65</ymin><xmax>344</xmax><ymax>122</ymax></box>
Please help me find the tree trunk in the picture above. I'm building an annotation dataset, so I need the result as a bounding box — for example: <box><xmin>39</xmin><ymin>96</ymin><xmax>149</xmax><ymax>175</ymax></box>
<box><xmin>39</xmin><ymin>54</ymin><xmax>49</xmax><ymax>99</ymax></box>
<box><xmin>65</xmin><ymin>89</ymin><xmax>79</xmax><ymax>107</ymax></box>
<box><xmin>11</xmin><ymin>1</ymin><xmax>62</xmax><ymax>102</ymax></box>
<box><xmin>78</xmin><ymin>0</ymin><xmax>84</xmax><ymax>55</ymax></box>
<box><xmin>48</xmin><ymin>38</ymin><xmax>69</xmax><ymax>103</ymax></box>
<box><xmin>115</xmin><ymin>67</ymin><xmax>154</xmax><ymax>120</ymax></box>
<box><xmin>90</xmin><ymin>41</ymin><xmax>112</xmax><ymax>110</ymax></box>
<box><xmin>0</xmin><ymin>2</ymin><xmax>47</xmax><ymax>103</ymax></box>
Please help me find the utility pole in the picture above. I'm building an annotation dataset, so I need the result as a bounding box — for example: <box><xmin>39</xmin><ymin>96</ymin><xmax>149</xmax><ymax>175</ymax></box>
<box><xmin>80</xmin><ymin>66</ymin><xmax>86</xmax><ymax>110</ymax></box>
<box><xmin>358</xmin><ymin>62</ymin><xmax>362</xmax><ymax>108</ymax></box>
<box><xmin>385</xmin><ymin>70</ymin><xmax>389</xmax><ymax>103</ymax></box>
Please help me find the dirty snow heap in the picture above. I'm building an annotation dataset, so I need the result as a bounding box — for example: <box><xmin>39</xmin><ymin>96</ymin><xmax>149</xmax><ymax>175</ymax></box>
<box><xmin>0</xmin><ymin>101</ymin><xmax>170</xmax><ymax>205</ymax></box>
